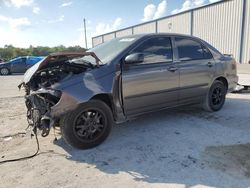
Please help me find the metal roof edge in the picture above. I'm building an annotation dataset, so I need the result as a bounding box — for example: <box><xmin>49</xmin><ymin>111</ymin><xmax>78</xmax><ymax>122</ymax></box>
<box><xmin>92</xmin><ymin>0</ymin><xmax>228</xmax><ymax>39</ymax></box>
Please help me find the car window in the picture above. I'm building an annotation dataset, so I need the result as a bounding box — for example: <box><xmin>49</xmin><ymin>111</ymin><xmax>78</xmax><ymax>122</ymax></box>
<box><xmin>82</xmin><ymin>36</ymin><xmax>140</xmax><ymax>65</ymax></box>
<box><xmin>13</xmin><ymin>58</ymin><xmax>26</xmax><ymax>64</ymax></box>
<box><xmin>132</xmin><ymin>37</ymin><xmax>173</xmax><ymax>64</ymax></box>
<box><xmin>27</xmin><ymin>57</ymin><xmax>43</xmax><ymax>65</ymax></box>
<box><xmin>176</xmin><ymin>37</ymin><xmax>211</xmax><ymax>61</ymax></box>
<box><xmin>21</xmin><ymin>58</ymin><xmax>26</xmax><ymax>64</ymax></box>
<box><xmin>203</xmin><ymin>46</ymin><xmax>213</xmax><ymax>59</ymax></box>
<box><xmin>10</xmin><ymin>58</ymin><xmax>22</xmax><ymax>64</ymax></box>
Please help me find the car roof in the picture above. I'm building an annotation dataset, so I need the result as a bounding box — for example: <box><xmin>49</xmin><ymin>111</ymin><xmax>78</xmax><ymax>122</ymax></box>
<box><xmin>117</xmin><ymin>33</ymin><xmax>203</xmax><ymax>41</ymax></box>
<box><xmin>113</xmin><ymin>33</ymin><xmax>223</xmax><ymax>60</ymax></box>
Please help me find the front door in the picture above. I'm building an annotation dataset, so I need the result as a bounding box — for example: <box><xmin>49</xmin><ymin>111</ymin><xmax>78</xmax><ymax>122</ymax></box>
<box><xmin>122</xmin><ymin>36</ymin><xmax>179</xmax><ymax>117</ymax></box>
<box><xmin>11</xmin><ymin>57</ymin><xmax>27</xmax><ymax>73</ymax></box>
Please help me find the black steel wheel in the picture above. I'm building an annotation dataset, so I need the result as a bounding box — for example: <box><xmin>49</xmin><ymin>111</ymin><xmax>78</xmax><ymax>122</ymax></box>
<box><xmin>0</xmin><ymin>68</ymin><xmax>10</xmax><ymax>75</ymax></box>
<box><xmin>61</xmin><ymin>100</ymin><xmax>113</xmax><ymax>149</ymax></box>
<box><xmin>203</xmin><ymin>80</ymin><xmax>227</xmax><ymax>112</ymax></box>
<box><xmin>73</xmin><ymin>110</ymin><xmax>106</xmax><ymax>141</ymax></box>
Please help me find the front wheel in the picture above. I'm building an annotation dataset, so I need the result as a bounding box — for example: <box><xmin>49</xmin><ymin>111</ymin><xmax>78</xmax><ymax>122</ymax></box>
<box><xmin>203</xmin><ymin>80</ymin><xmax>227</xmax><ymax>112</ymax></box>
<box><xmin>0</xmin><ymin>68</ymin><xmax>10</xmax><ymax>75</ymax></box>
<box><xmin>61</xmin><ymin>100</ymin><xmax>113</xmax><ymax>149</ymax></box>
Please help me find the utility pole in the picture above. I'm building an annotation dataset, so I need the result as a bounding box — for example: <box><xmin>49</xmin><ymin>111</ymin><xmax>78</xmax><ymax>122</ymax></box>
<box><xmin>83</xmin><ymin>18</ymin><xmax>88</xmax><ymax>49</ymax></box>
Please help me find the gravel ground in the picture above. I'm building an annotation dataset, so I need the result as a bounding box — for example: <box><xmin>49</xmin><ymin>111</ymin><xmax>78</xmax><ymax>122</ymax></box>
<box><xmin>0</xmin><ymin>75</ymin><xmax>250</xmax><ymax>188</ymax></box>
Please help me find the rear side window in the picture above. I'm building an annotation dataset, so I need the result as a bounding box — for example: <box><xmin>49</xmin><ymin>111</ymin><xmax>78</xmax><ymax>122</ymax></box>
<box><xmin>21</xmin><ymin>58</ymin><xmax>26</xmax><ymax>63</ymax></box>
<box><xmin>132</xmin><ymin>37</ymin><xmax>173</xmax><ymax>64</ymax></box>
<box><xmin>203</xmin><ymin>47</ymin><xmax>213</xmax><ymax>59</ymax></box>
<box><xmin>175</xmin><ymin>37</ymin><xmax>212</xmax><ymax>61</ymax></box>
<box><xmin>27</xmin><ymin>57</ymin><xmax>41</xmax><ymax>65</ymax></box>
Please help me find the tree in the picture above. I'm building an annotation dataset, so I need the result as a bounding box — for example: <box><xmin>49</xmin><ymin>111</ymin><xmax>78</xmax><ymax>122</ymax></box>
<box><xmin>0</xmin><ymin>45</ymin><xmax>86</xmax><ymax>61</ymax></box>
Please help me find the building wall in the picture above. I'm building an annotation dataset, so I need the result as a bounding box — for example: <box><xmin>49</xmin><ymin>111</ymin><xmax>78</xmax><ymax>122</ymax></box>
<box><xmin>133</xmin><ymin>22</ymin><xmax>156</xmax><ymax>34</ymax></box>
<box><xmin>242</xmin><ymin>0</ymin><xmax>250</xmax><ymax>64</ymax></box>
<box><xmin>193</xmin><ymin>0</ymin><xmax>243</xmax><ymax>62</ymax></box>
<box><xmin>92</xmin><ymin>36</ymin><xmax>103</xmax><ymax>47</ymax></box>
<box><xmin>103</xmin><ymin>33</ymin><xmax>115</xmax><ymax>42</ymax></box>
<box><xmin>92</xmin><ymin>0</ymin><xmax>249</xmax><ymax>64</ymax></box>
<box><xmin>157</xmin><ymin>12</ymin><xmax>191</xmax><ymax>34</ymax></box>
<box><xmin>116</xmin><ymin>28</ymin><xmax>133</xmax><ymax>37</ymax></box>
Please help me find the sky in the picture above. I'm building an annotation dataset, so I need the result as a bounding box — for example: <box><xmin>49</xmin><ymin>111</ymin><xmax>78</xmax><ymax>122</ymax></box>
<box><xmin>0</xmin><ymin>0</ymin><xmax>221</xmax><ymax>48</ymax></box>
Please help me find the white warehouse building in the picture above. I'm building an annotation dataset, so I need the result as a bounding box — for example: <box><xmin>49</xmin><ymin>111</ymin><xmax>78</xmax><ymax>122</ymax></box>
<box><xmin>92</xmin><ymin>0</ymin><xmax>250</xmax><ymax>64</ymax></box>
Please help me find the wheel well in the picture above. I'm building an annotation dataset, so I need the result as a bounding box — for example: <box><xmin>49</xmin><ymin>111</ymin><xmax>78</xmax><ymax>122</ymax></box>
<box><xmin>91</xmin><ymin>94</ymin><xmax>113</xmax><ymax>112</ymax></box>
<box><xmin>215</xmin><ymin>77</ymin><xmax>228</xmax><ymax>90</ymax></box>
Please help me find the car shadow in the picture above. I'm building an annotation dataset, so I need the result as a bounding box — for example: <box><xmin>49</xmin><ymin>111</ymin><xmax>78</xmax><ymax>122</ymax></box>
<box><xmin>54</xmin><ymin>95</ymin><xmax>250</xmax><ymax>187</ymax></box>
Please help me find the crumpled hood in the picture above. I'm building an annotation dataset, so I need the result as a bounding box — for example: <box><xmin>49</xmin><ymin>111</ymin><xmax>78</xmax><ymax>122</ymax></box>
<box><xmin>23</xmin><ymin>61</ymin><xmax>42</xmax><ymax>84</ymax></box>
<box><xmin>22</xmin><ymin>51</ymin><xmax>101</xmax><ymax>84</ymax></box>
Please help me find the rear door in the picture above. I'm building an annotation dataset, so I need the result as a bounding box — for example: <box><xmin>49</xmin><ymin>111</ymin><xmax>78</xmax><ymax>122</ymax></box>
<box><xmin>122</xmin><ymin>36</ymin><xmax>179</xmax><ymax>117</ymax></box>
<box><xmin>175</xmin><ymin>37</ymin><xmax>215</xmax><ymax>104</ymax></box>
<box><xmin>26</xmin><ymin>57</ymin><xmax>38</xmax><ymax>69</ymax></box>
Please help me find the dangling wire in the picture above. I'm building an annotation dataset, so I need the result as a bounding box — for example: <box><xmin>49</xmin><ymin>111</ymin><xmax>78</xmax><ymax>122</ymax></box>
<box><xmin>0</xmin><ymin>129</ymin><xmax>40</xmax><ymax>164</ymax></box>
<box><xmin>0</xmin><ymin>114</ymin><xmax>40</xmax><ymax>165</ymax></box>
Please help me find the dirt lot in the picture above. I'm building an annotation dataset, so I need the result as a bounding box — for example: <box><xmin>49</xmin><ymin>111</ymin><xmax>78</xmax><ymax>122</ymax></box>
<box><xmin>0</xmin><ymin>75</ymin><xmax>250</xmax><ymax>188</ymax></box>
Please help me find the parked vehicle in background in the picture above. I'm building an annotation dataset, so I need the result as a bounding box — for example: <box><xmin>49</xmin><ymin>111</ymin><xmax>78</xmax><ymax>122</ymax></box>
<box><xmin>0</xmin><ymin>56</ymin><xmax>44</xmax><ymax>75</ymax></box>
<box><xmin>20</xmin><ymin>33</ymin><xmax>238</xmax><ymax>149</ymax></box>
<box><xmin>0</xmin><ymin>58</ymin><xmax>4</xmax><ymax>63</ymax></box>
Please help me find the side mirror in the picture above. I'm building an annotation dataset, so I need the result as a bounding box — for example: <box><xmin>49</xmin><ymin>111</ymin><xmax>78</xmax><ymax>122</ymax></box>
<box><xmin>125</xmin><ymin>53</ymin><xmax>144</xmax><ymax>64</ymax></box>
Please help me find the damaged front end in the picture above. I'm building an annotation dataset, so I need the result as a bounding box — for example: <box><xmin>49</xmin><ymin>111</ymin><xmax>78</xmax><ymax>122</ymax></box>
<box><xmin>19</xmin><ymin>52</ymin><xmax>101</xmax><ymax>137</ymax></box>
<box><xmin>25</xmin><ymin>88</ymin><xmax>62</xmax><ymax>137</ymax></box>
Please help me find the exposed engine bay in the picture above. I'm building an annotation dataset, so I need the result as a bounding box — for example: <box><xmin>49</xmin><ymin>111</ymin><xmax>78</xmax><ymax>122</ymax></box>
<box><xmin>28</xmin><ymin>59</ymin><xmax>92</xmax><ymax>90</ymax></box>
<box><xmin>19</xmin><ymin>52</ymin><xmax>101</xmax><ymax>137</ymax></box>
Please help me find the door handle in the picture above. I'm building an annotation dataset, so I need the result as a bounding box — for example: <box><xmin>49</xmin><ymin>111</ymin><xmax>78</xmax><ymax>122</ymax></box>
<box><xmin>168</xmin><ymin>66</ymin><xmax>178</xmax><ymax>72</ymax></box>
<box><xmin>207</xmin><ymin>62</ymin><xmax>213</xmax><ymax>67</ymax></box>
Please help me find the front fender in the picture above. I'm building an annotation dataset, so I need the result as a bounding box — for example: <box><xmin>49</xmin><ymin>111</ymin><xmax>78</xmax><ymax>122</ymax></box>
<box><xmin>54</xmin><ymin>72</ymin><xmax>113</xmax><ymax>102</ymax></box>
<box><xmin>50</xmin><ymin>71</ymin><xmax>115</xmax><ymax>118</ymax></box>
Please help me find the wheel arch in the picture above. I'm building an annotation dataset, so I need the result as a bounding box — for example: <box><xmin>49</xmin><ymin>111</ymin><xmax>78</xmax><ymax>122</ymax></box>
<box><xmin>91</xmin><ymin>94</ymin><xmax>113</xmax><ymax>109</ymax></box>
<box><xmin>215</xmin><ymin>76</ymin><xmax>228</xmax><ymax>91</ymax></box>
<box><xmin>90</xmin><ymin>93</ymin><xmax>115</xmax><ymax>118</ymax></box>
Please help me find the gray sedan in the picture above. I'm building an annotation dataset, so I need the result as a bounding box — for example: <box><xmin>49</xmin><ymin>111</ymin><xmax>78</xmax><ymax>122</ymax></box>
<box><xmin>20</xmin><ymin>33</ymin><xmax>238</xmax><ymax>149</ymax></box>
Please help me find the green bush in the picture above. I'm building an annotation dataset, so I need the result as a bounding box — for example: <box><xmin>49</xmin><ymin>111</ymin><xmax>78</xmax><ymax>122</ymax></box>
<box><xmin>0</xmin><ymin>45</ymin><xmax>86</xmax><ymax>61</ymax></box>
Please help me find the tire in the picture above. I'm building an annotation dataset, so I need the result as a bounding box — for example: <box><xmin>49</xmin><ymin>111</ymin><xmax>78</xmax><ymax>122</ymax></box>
<box><xmin>203</xmin><ymin>80</ymin><xmax>227</xmax><ymax>112</ymax></box>
<box><xmin>0</xmin><ymin>68</ymin><xmax>10</xmax><ymax>75</ymax></box>
<box><xmin>61</xmin><ymin>100</ymin><xmax>113</xmax><ymax>149</ymax></box>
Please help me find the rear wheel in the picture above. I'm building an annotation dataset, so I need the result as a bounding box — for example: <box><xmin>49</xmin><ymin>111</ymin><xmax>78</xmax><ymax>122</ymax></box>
<box><xmin>0</xmin><ymin>68</ymin><xmax>10</xmax><ymax>75</ymax></box>
<box><xmin>203</xmin><ymin>80</ymin><xmax>227</xmax><ymax>112</ymax></box>
<box><xmin>61</xmin><ymin>100</ymin><xmax>113</xmax><ymax>149</ymax></box>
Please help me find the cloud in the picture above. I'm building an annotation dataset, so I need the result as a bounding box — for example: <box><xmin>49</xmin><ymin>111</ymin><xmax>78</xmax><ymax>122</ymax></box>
<box><xmin>3</xmin><ymin>0</ymin><xmax>33</xmax><ymax>8</ymax></box>
<box><xmin>0</xmin><ymin>24</ymin><xmax>38</xmax><ymax>48</ymax></box>
<box><xmin>142</xmin><ymin>0</ymin><xmax>167</xmax><ymax>22</ymax></box>
<box><xmin>171</xmin><ymin>0</ymin><xmax>205</xmax><ymax>14</ymax></box>
<box><xmin>72</xmin><ymin>17</ymin><xmax>122</xmax><ymax>48</ymax></box>
<box><xmin>0</xmin><ymin>15</ymin><xmax>31</xmax><ymax>29</ymax></box>
<box><xmin>60</xmin><ymin>1</ymin><xmax>72</xmax><ymax>7</ymax></box>
<box><xmin>32</xmin><ymin>7</ymin><xmax>40</xmax><ymax>14</ymax></box>
<box><xmin>153</xmin><ymin>0</ymin><xmax>167</xmax><ymax>19</ymax></box>
<box><xmin>48</xmin><ymin>15</ymin><xmax>65</xmax><ymax>23</ymax></box>
<box><xmin>142</xmin><ymin>4</ymin><xmax>156</xmax><ymax>22</ymax></box>
<box><xmin>94</xmin><ymin>17</ymin><xmax>122</xmax><ymax>36</ymax></box>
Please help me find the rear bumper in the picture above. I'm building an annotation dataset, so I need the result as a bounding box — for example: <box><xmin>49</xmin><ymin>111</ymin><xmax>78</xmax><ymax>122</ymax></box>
<box><xmin>228</xmin><ymin>75</ymin><xmax>238</xmax><ymax>93</ymax></box>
